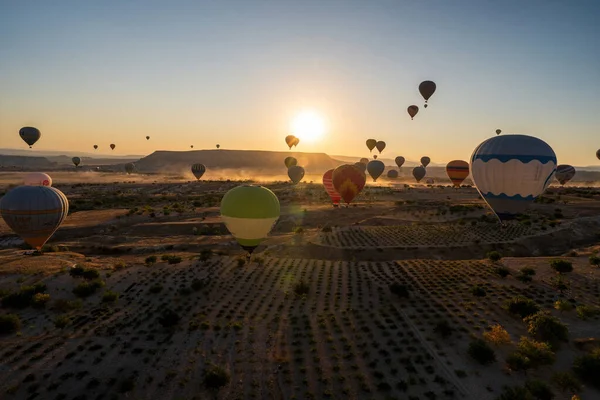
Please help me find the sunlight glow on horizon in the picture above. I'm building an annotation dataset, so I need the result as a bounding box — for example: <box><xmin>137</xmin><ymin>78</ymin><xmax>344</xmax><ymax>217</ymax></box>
<box><xmin>290</xmin><ymin>110</ymin><xmax>326</xmax><ymax>143</ymax></box>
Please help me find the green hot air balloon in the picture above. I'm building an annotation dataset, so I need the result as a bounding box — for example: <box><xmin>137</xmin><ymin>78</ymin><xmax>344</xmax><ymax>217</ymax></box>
<box><xmin>288</xmin><ymin>165</ymin><xmax>305</xmax><ymax>184</ymax></box>
<box><xmin>220</xmin><ymin>185</ymin><xmax>280</xmax><ymax>253</ymax></box>
<box><xmin>191</xmin><ymin>163</ymin><xmax>206</xmax><ymax>180</ymax></box>
<box><xmin>72</xmin><ymin>157</ymin><xmax>81</xmax><ymax>167</ymax></box>
<box><xmin>367</xmin><ymin>160</ymin><xmax>385</xmax><ymax>182</ymax></box>
<box><xmin>284</xmin><ymin>156</ymin><xmax>297</xmax><ymax>168</ymax></box>
<box><xmin>19</xmin><ymin>127</ymin><xmax>41</xmax><ymax>148</ymax></box>
<box><xmin>124</xmin><ymin>163</ymin><xmax>135</xmax><ymax>174</ymax></box>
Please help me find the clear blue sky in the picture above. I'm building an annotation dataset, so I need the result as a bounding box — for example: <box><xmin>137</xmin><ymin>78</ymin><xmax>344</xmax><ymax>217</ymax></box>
<box><xmin>1</xmin><ymin>0</ymin><xmax>599</xmax><ymax>165</ymax></box>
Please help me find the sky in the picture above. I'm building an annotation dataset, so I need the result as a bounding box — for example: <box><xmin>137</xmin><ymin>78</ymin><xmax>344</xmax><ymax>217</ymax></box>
<box><xmin>1</xmin><ymin>0</ymin><xmax>599</xmax><ymax>165</ymax></box>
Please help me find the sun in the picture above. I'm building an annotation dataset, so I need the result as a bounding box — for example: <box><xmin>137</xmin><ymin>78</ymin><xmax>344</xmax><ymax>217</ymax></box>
<box><xmin>290</xmin><ymin>110</ymin><xmax>326</xmax><ymax>142</ymax></box>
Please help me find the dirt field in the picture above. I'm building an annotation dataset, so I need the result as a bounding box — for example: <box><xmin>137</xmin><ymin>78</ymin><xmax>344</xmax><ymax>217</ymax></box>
<box><xmin>1</xmin><ymin>172</ymin><xmax>600</xmax><ymax>400</ymax></box>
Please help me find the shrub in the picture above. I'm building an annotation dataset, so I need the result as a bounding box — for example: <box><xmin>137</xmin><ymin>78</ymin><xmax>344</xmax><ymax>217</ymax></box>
<box><xmin>321</xmin><ymin>225</ymin><xmax>332</xmax><ymax>232</ymax></box>
<box><xmin>494</xmin><ymin>266</ymin><xmax>510</xmax><ymax>278</ymax></box>
<box><xmin>496</xmin><ymin>386</ymin><xmax>533</xmax><ymax>400</ymax></box>
<box><xmin>550</xmin><ymin>259</ymin><xmax>573</xmax><ymax>274</ymax></box>
<box><xmin>467</xmin><ymin>338</ymin><xmax>496</xmax><ymax>365</ymax></box>
<box><xmin>1</xmin><ymin>284</ymin><xmax>47</xmax><ymax>308</ymax></box>
<box><xmin>516</xmin><ymin>274</ymin><xmax>533</xmax><ymax>283</ymax></box>
<box><xmin>589</xmin><ymin>255</ymin><xmax>600</xmax><ymax>267</ymax></box>
<box><xmin>54</xmin><ymin>315</ymin><xmax>70</xmax><ymax>329</ymax></box>
<box><xmin>487</xmin><ymin>251</ymin><xmax>502</xmax><ymax>262</ymax></box>
<box><xmin>389</xmin><ymin>283</ymin><xmax>409</xmax><ymax>298</ymax></box>
<box><xmin>191</xmin><ymin>279</ymin><xmax>204</xmax><ymax>291</ymax></box>
<box><xmin>69</xmin><ymin>265</ymin><xmax>85</xmax><ymax>277</ymax></box>
<box><xmin>199</xmin><ymin>249</ymin><xmax>212</xmax><ymax>262</ymax></box>
<box><xmin>550</xmin><ymin>371</ymin><xmax>581</xmax><ymax>393</ymax></box>
<box><xmin>575</xmin><ymin>304</ymin><xmax>599</xmax><ymax>320</ymax></box>
<box><xmin>554</xmin><ymin>299</ymin><xmax>573</xmax><ymax>312</ymax></box>
<box><xmin>517</xmin><ymin>337</ymin><xmax>555</xmax><ymax>367</ymax></box>
<box><xmin>524</xmin><ymin>380</ymin><xmax>555</xmax><ymax>400</ymax></box>
<box><xmin>149</xmin><ymin>284</ymin><xmax>163</xmax><ymax>294</ymax></box>
<box><xmin>145</xmin><ymin>255</ymin><xmax>157</xmax><ymax>266</ymax></box>
<box><xmin>294</xmin><ymin>281</ymin><xmax>310</xmax><ymax>296</ymax></box>
<box><xmin>433</xmin><ymin>320</ymin><xmax>453</xmax><ymax>338</ymax></box>
<box><xmin>0</xmin><ymin>313</ymin><xmax>21</xmax><ymax>334</ymax></box>
<box><xmin>237</xmin><ymin>258</ymin><xmax>246</xmax><ymax>268</ymax></box>
<box><xmin>524</xmin><ymin>312</ymin><xmax>568</xmax><ymax>344</ymax></box>
<box><xmin>504</xmin><ymin>296</ymin><xmax>540</xmax><ymax>318</ymax></box>
<box><xmin>506</xmin><ymin>351</ymin><xmax>531</xmax><ymax>372</ymax></box>
<box><xmin>82</xmin><ymin>269</ymin><xmax>100</xmax><ymax>280</ymax></box>
<box><xmin>471</xmin><ymin>285</ymin><xmax>486</xmax><ymax>297</ymax></box>
<box><xmin>52</xmin><ymin>299</ymin><xmax>82</xmax><ymax>312</ymax></box>
<box><xmin>572</xmin><ymin>349</ymin><xmax>600</xmax><ymax>389</ymax></box>
<box><xmin>203</xmin><ymin>364</ymin><xmax>230</xmax><ymax>389</ymax></box>
<box><xmin>102</xmin><ymin>291</ymin><xmax>119</xmax><ymax>303</ymax></box>
<box><xmin>520</xmin><ymin>267</ymin><xmax>536</xmax><ymax>276</ymax></box>
<box><xmin>158</xmin><ymin>309</ymin><xmax>180</xmax><ymax>328</ymax></box>
<box><xmin>550</xmin><ymin>275</ymin><xmax>570</xmax><ymax>295</ymax></box>
<box><xmin>483</xmin><ymin>324</ymin><xmax>511</xmax><ymax>345</ymax></box>
<box><xmin>31</xmin><ymin>293</ymin><xmax>50</xmax><ymax>308</ymax></box>
<box><xmin>161</xmin><ymin>255</ymin><xmax>182</xmax><ymax>265</ymax></box>
<box><xmin>73</xmin><ymin>280</ymin><xmax>105</xmax><ymax>298</ymax></box>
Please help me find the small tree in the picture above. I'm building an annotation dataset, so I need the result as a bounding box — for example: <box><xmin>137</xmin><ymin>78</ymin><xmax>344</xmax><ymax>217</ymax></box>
<box><xmin>572</xmin><ymin>349</ymin><xmax>600</xmax><ymax>389</ymax></box>
<box><xmin>504</xmin><ymin>296</ymin><xmax>540</xmax><ymax>318</ymax></box>
<box><xmin>483</xmin><ymin>324</ymin><xmax>511</xmax><ymax>345</ymax></box>
<box><xmin>203</xmin><ymin>364</ymin><xmax>230</xmax><ymax>389</ymax></box>
<box><xmin>589</xmin><ymin>255</ymin><xmax>600</xmax><ymax>267</ymax></box>
<box><xmin>550</xmin><ymin>259</ymin><xmax>573</xmax><ymax>274</ymax></box>
<box><xmin>487</xmin><ymin>251</ymin><xmax>502</xmax><ymax>262</ymax></box>
<box><xmin>524</xmin><ymin>312</ymin><xmax>569</xmax><ymax>345</ymax></box>
<box><xmin>0</xmin><ymin>314</ymin><xmax>21</xmax><ymax>334</ymax></box>
<box><xmin>467</xmin><ymin>338</ymin><xmax>496</xmax><ymax>365</ymax></box>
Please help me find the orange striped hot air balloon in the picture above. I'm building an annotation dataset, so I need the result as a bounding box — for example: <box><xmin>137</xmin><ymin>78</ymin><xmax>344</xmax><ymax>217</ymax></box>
<box><xmin>332</xmin><ymin>164</ymin><xmax>366</xmax><ymax>205</ymax></box>
<box><xmin>322</xmin><ymin>169</ymin><xmax>341</xmax><ymax>206</ymax></box>
<box><xmin>0</xmin><ymin>186</ymin><xmax>69</xmax><ymax>250</ymax></box>
<box><xmin>446</xmin><ymin>160</ymin><xmax>470</xmax><ymax>187</ymax></box>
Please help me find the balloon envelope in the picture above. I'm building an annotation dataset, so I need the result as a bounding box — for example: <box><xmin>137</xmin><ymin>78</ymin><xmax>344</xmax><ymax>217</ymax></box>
<box><xmin>367</xmin><ymin>160</ymin><xmax>385</xmax><ymax>182</ymax></box>
<box><xmin>288</xmin><ymin>165</ymin><xmax>305</xmax><ymax>184</ymax></box>
<box><xmin>496</xmin><ymin>129</ymin><xmax>502</xmax><ymax>135</ymax></box>
<box><xmin>555</xmin><ymin>165</ymin><xmax>575</xmax><ymax>185</ymax></box>
<box><xmin>110</xmin><ymin>144</ymin><xmax>115</xmax><ymax>150</ymax></box>
<box><xmin>1</xmin><ymin>186</ymin><xmax>69</xmax><ymax>250</ymax></box>
<box><xmin>387</xmin><ymin>170</ymin><xmax>398</xmax><ymax>179</ymax></box>
<box><xmin>146</xmin><ymin>136</ymin><xmax>150</xmax><ymax>140</ymax></box>
<box><xmin>284</xmin><ymin>157</ymin><xmax>297</xmax><ymax>168</ymax></box>
<box><xmin>359</xmin><ymin>157</ymin><xmax>369</xmax><ymax>165</ymax></box>
<box><xmin>216</xmin><ymin>144</ymin><xmax>220</xmax><ymax>149</ymax></box>
<box><xmin>354</xmin><ymin>162</ymin><xmax>367</xmax><ymax>172</ymax></box>
<box><xmin>366</xmin><ymin>139</ymin><xmax>377</xmax><ymax>152</ymax></box>
<box><xmin>24</xmin><ymin>172</ymin><xmax>52</xmax><ymax>187</ymax></box>
<box><xmin>93</xmin><ymin>145</ymin><xmax>98</xmax><ymax>150</ymax></box>
<box><xmin>72</xmin><ymin>157</ymin><xmax>81</xmax><ymax>167</ymax></box>
<box><xmin>446</xmin><ymin>160</ymin><xmax>470</xmax><ymax>187</ymax></box>
<box><xmin>322</xmin><ymin>169</ymin><xmax>341</xmax><ymax>205</ymax></box>
<box><xmin>19</xmin><ymin>127</ymin><xmax>41</xmax><ymax>148</ymax></box>
<box><xmin>420</xmin><ymin>156</ymin><xmax>431</xmax><ymax>167</ymax></box>
<box><xmin>395</xmin><ymin>156</ymin><xmax>405</xmax><ymax>168</ymax></box>
<box><xmin>285</xmin><ymin>135</ymin><xmax>296</xmax><ymax>149</ymax></box>
<box><xmin>413</xmin><ymin>166</ymin><xmax>426</xmax><ymax>182</ymax></box>
<box><xmin>596</xmin><ymin>149</ymin><xmax>600</xmax><ymax>161</ymax></box>
<box><xmin>470</xmin><ymin>134</ymin><xmax>557</xmax><ymax>221</ymax></box>
<box><xmin>407</xmin><ymin>105</ymin><xmax>419</xmax><ymax>119</ymax></box>
<box><xmin>375</xmin><ymin>141</ymin><xmax>386</xmax><ymax>154</ymax></box>
<box><xmin>191</xmin><ymin>163</ymin><xmax>206</xmax><ymax>180</ymax></box>
<box><xmin>332</xmin><ymin>164</ymin><xmax>366</xmax><ymax>205</ymax></box>
<box><xmin>124</xmin><ymin>163</ymin><xmax>135</xmax><ymax>174</ymax></box>
<box><xmin>220</xmin><ymin>185</ymin><xmax>280</xmax><ymax>253</ymax></box>
<box><xmin>419</xmin><ymin>80</ymin><xmax>436</xmax><ymax>106</ymax></box>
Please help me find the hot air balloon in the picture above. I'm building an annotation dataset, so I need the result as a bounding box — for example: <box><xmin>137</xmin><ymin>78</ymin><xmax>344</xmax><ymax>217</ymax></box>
<box><xmin>387</xmin><ymin>170</ymin><xmax>398</xmax><ymax>179</ymax></box>
<box><xmin>191</xmin><ymin>163</ymin><xmax>206</xmax><ymax>180</ymax></box>
<box><xmin>19</xmin><ymin>127</ymin><xmax>41</xmax><ymax>148</ymax></box>
<box><xmin>322</xmin><ymin>169</ymin><xmax>341</xmax><ymax>206</ymax></box>
<box><xmin>420</xmin><ymin>156</ymin><xmax>431</xmax><ymax>167</ymax></box>
<box><xmin>395</xmin><ymin>156</ymin><xmax>405</xmax><ymax>168</ymax></box>
<box><xmin>354</xmin><ymin>162</ymin><xmax>367</xmax><ymax>172</ymax></box>
<box><xmin>470</xmin><ymin>134</ymin><xmax>557</xmax><ymax>222</ymax></box>
<box><xmin>366</xmin><ymin>139</ymin><xmax>377</xmax><ymax>153</ymax></box>
<box><xmin>408</xmin><ymin>105</ymin><xmax>419</xmax><ymax>120</ymax></box>
<box><xmin>124</xmin><ymin>163</ymin><xmax>135</xmax><ymax>174</ymax></box>
<box><xmin>220</xmin><ymin>185</ymin><xmax>280</xmax><ymax>253</ymax></box>
<box><xmin>93</xmin><ymin>145</ymin><xmax>98</xmax><ymax>150</ymax></box>
<box><xmin>284</xmin><ymin>157</ymin><xmax>297</xmax><ymax>168</ymax></box>
<box><xmin>0</xmin><ymin>186</ymin><xmax>69</xmax><ymax>251</ymax></box>
<box><xmin>292</xmin><ymin>137</ymin><xmax>299</xmax><ymax>147</ymax></box>
<box><xmin>288</xmin><ymin>165</ymin><xmax>305</xmax><ymax>184</ymax></box>
<box><xmin>418</xmin><ymin>81</ymin><xmax>436</xmax><ymax>108</ymax></box>
<box><xmin>360</xmin><ymin>157</ymin><xmax>369</xmax><ymax>165</ymax></box>
<box><xmin>332</xmin><ymin>164</ymin><xmax>366</xmax><ymax>205</ymax></box>
<box><xmin>110</xmin><ymin>144</ymin><xmax>116</xmax><ymax>150</ymax></box>
<box><xmin>375</xmin><ymin>141</ymin><xmax>386</xmax><ymax>154</ymax></box>
<box><xmin>496</xmin><ymin>129</ymin><xmax>502</xmax><ymax>135</ymax></box>
<box><xmin>216</xmin><ymin>144</ymin><xmax>220</xmax><ymax>149</ymax></box>
<box><xmin>191</xmin><ymin>145</ymin><xmax>194</xmax><ymax>149</ymax></box>
<box><xmin>146</xmin><ymin>136</ymin><xmax>150</xmax><ymax>140</ymax></box>
<box><xmin>555</xmin><ymin>165</ymin><xmax>576</xmax><ymax>185</ymax></box>
<box><xmin>413</xmin><ymin>166</ymin><xmax>426</xmax><ymax>182</ymax></box>
<box><xmin>72</xmin><ymin>157</ymin><xmax>81</xmax><ymax>167</ymax></box>
<box><xmin>596</xmin><ymin>149</ymin><xmax>600</xmax><ymax>161</ymax></box>
<box><xmin>285</xmin><ymin>135</ymin><xmax>296</xmax><ymax>149</ymax></box>
<box><xmin>446</xmin><ymin>160</ymin><xmax>470</xmax><ymax>187</ymax></box>
<box><xmin>24</xmin><ymin>172</ymin><xmax>52</xmax><ymax>187</ymax></box>
<box><xmin>367</xmin><ymin>160</ymin><xmax>385</xmax><ymax>182</ymax></box>
<box><xmin>426</xmin><ymin>178</ymin><xmax>435</xmax><ymax>185</ymax></box>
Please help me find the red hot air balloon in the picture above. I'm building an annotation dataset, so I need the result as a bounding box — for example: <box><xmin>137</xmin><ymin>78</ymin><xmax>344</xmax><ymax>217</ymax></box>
<box><xmin>332</xmin><ymin>164</ymin><xmax>366</xmax><ymax>205</ymax></box>
<box><xmin>418</xmin><ymin>80</ymin><xmax>436</xmax><ymax>108</ymax></box>
<box><xmin>322</xmin><ymin>169</ymin><xmax>341</xmax><ymax>206</ymax></box>
<box><xmin>408</xmin><ymin>105</ymin><xmax>419</xmax><ymax>120</ymax></box>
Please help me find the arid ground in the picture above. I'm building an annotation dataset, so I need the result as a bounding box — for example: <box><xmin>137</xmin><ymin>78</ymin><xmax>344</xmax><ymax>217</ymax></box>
<box><xmin>1</xmin><ymin>171</ymin><xmax>599</xmax><ymax>400</ymax></box>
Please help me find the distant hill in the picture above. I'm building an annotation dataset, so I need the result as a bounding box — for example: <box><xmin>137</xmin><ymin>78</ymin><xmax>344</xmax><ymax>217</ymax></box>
<box><xmin>0</xmin><ymin>155</ymin><xmax>57</xmax><ymax>169</ymax></box>
<box><xmin>134</xmin><ymin>150</ymin><xmax>343</xmax><ymax>174</ymax></box>
<box><xmin>0</xmin><ymin>148</ymin><xmax>144</xmax><ymax>159</ymax></box>
<box><xmin>45</xmin><ymin>155</ymin><xmax>140</xmax><ymax>166</ymax></box>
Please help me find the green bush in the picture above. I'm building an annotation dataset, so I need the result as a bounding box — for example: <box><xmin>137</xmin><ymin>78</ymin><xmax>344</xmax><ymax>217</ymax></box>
<box><xmin>471</xmin><ymin>285</ymin><xmax>486</xmax><ymax>297</ymax></box>
<box><xmin>31</xmin><ymin>293</ymin><xmax>50</xmax><ymax>308</ymax></box>
<box><xmin>389</xmin><ymin>283</ymin><xmax>409</xmax><ymax>298</ymax></box>
<box><xmin>69</xmin><ymin>265</ymin><xmax>85</xmax><ymax>277</ymax></box>
<box><xmin>517</xmin><ymin>337</ymin><xmax>555</xmax><ymax>367</ymax></box>
<box><xmin>72</xmin><ymin>280</ymin><xmax>105</xmax><ymax>298</ymax></box>
<box><xmin>52</xmin><ymin>299</ymin><xmax>82</xmax><ymax>312</ymax></box>
<box><xmin>520</xmin><ymin>267</ymin><xmax>536</xmax><ymax>276</ymax></box>
<box><xmin>203</xmin><ymin>364</ymin><xmax>230</xmax><ymax>389</ymax></box>
<box><xmin>504</xmin><ymin>296</ymin><xmax>540</xmax><ymax>318</ymax></box>
<box><xmin>506</xmin><ymin>351</ymin><xmax>531</xmax><ymax>372</ymax></box>
<box><xmin>572</xmin><ymin>349</ymin><xmax>600</xmax><ymax>389</ymax></box>
<box><xmin>199</xmin><ymin>249</ymin><xmax>212</xmax><ymax>262</ymax></box>
<box><xmin>102</xmin><ymin>291</ymin><xmax>119</xmax><ymax>303</ymax></box>
<box><xmin>294</xmin><ymin>281</ymin><xmax>310</xmax><ymax>296</ymax></box>
<box><xmin>54</xmin><ymin>315</ymin><xmax>70</xmax><ymax>329</ymax></box>
<box><xmin>575</xmin><ymin>304</ymin><xmax>599</xmax><ymax>320</ymax></box>
<box><xmin>487</xmin><ymin>251</ymin><xmax>502</xmax><ymax>262</ymax></box>
<box><xmin>550</xmin><ymin>259</ymin><xmax>573</xmax><ymax>274</ymax></box>
<box><xmin>524</xmin><ymin>379</ymin><xmax>554</xmax><ymax>400</ymax></box>
<box><xmin>550</xmin><ymin>371</ymin><xmax>581</xmax><ymax>393</ymax></box>
<box><xmin>82</xmin><ymin>269</ymin><xmax>100</xmax><ymax>280</ymax></box>
<box><xmin>145</xmin><ymin>255</ymin><xmax>157</xmax><ymax>266</ymax></box>
<box><xmin>1</xmin><ymin>284</ymin><xmax>47</xmax><ymax>309</ymax></box>
<box><xmin>161</xmin><ymin>254</ymin><xmax>182</xmax><ymax>264</ymax></box>
<box><xmin>524</xmin><ymin>312</ymin><xmax>569</xmax><ymax>344</ymax></box>
<box><xmin>495</xmin><ymin>385</ymin><xmax>534</xmax><ymax>400</ymax></box>
<box><xmin>468</xmin><ymin>339</ymin><xmax>496</xmax><ymax>365</ymax></box>
<box><xmin>589</xmin><ymin>255</ymin><xmax>600</xmax><ymax>267</ymax></box>
<box><xmin>494</xmin><ymin>266</ymin><xmax>510</xmax><ymax>278</ymax></box>
<box><xmin>0</xmin><ymin>314</ymin><xmax>21</xmax><ymax>334</ymax></box>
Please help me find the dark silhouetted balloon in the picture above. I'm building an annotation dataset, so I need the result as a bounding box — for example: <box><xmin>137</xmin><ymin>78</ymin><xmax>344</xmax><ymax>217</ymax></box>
<box><xmin>375</xmin><ymin>141</ymin><xmax>386</xmax><ymax>154</ymax></box>
<box><xmin>395</xmin><ymin>156</ymin><xmax>405</xmax><ymax>168</ymax></box>
<box><xmin>288</xmin><ymin>165</ymin><xmax>305</xmax><ymax>184</ymax></box>
<box><xmin>93</xmin><ymin>145</ymin><xmax>98</xmax><ymax>150</ymax></box>
<box><xmin>72</xmin><ymin>157</ymin><xmax>81</xmax><ymax>167</ymax></box>
<box><xmin>124</xmin><ymin>163</ymin><xmax>135</xmax><ymax>174</ymax></box>
<box><xmin>216</xmin><ymin>144</ymin><xmax>220</xmax><ymax>149</ymax></box>
<box><xmin>496</xmin><ymin>129</ymin><xmax>502</xmax><ymax>135</ymax></box>
<box><xmin>387</xmin><ymin>170</ymin><xmax>398</xmax><ymax>179</ymax></box>
<box><xmin>19</xmin><ymin>127</ymin><xmax>41</xmax><ymax>148</ymax></box>
<box><xmin>367</xmin><ymin>160</ymin><xmax>385</xmax><ymax>182</ymax></box>
<box><xmin>413</xmin><ymin>166</ymin><xmax>426</xmax><ymax>182</ymax></box>
<box><xmin>110</xmin><ymin>144</ymin><xmax>116</xmax><ymax>150</ymax></box>
<box><xmin>366</xmin><ymin>139</ymin><xmax>377</xmax><ymax>152</ymax></box>
<box><xmin>284</xmin><ymin>157</ymin><xmax>297</xmax><ymax>168</ymax></box>
<box><xmin>360</xmin><ymin>157</ymin><xmax>369</xmax><ymax>164</ymax></box>
<box><xmin>408</xmin><ymin>105</ymin><xmax>419</xmax><ymax>120</ymax></box>
<box><xmin>419</xmin><ymin>81</ymin><xmax>436</xmax><ymax>108</ymax></box>
<box><xmin>555</xmin><ymin>165</ymin><xmax>575</xmax><ymax>186</ymax></box>
<box><xmin>191</xmin><ymin>163</ymin><xmax>206</xmax><ymax>180</ymax></box>
<box><xmin>354</xmin><ymin>162</ymin><xmax>367</xmax><ymax>172</ymax></box>
<box><xmin>420</xmin><ymin>156</ymin><xmax>431</xmax><ymax>167</ymax></box>
<box><xmin>146</xmin><ymin>136</ymin><xmax>150</xmax><ymax>140</ymax></box>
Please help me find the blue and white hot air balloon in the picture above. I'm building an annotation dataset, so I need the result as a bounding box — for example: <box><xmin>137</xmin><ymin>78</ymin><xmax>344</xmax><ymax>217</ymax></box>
<box><xmin>470</xmin><ymin>134</ymin><xmax>557</xmax><ymax>222</ymax></box>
